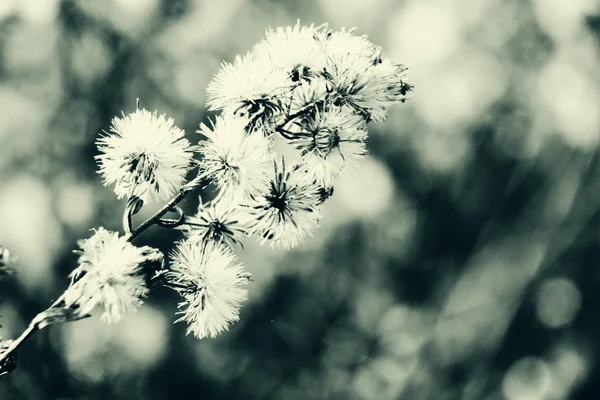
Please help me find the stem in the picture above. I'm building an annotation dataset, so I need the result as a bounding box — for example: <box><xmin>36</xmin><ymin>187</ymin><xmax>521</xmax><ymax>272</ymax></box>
<box><xmin>0</xmin><ymin>295</ymin><xmax>64</xmax><ymax>372</ymax></box>
<box><xmin>277</xmin><ymin>128</ymin><xmax>299</xmax><ymax>141</ymax></box>
<box><xmin>274</xmin><ymin>99</ymin><xmax>328</xmax><ymax>141</ymax></box>
<box><xmin>123</xmin><ymin>207</ymin><xmax>134</xmax><ymax>236</ymax></box>
<box><xmin>274</xmin><ymin>102</ymin><xmax>317</xmax><ymax>132</ymax></box>
<box><xmin>126</xmin><ymin>180</ymin><xmax>202</xmax><ymax>242</ymax></box>
<box><xmin>0</xmin><ymin>321</ymin><xmax>38</xmax><ymax>367</ymax></box>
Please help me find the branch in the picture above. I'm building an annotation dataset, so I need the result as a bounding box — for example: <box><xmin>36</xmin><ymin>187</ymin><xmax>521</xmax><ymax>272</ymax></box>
<box><xmin>0</xmin><ymin>294</ymin><xmax>86</xmax><ymax>374</ymax></box>
<box><xmin>126</xmin><ymin>177</ymin><xmax>205</xmax><ymax>242</ymax></box>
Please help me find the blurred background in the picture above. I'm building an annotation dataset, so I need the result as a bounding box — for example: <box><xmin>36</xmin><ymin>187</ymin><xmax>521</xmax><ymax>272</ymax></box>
<box><xmin>0</xmin><ymin>0</ymin><xmax>599</xmax><ymax>399</ymax></box>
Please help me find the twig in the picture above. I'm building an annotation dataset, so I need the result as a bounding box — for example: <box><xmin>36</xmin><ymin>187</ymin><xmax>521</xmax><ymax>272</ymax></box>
<box><xmin>0</xmin><ymin>295</ymin><xmax>65</xmax><ymax>372</ymax></box>
<box><xmin>274</xmin><ymin>103</ymin><xmax>317</xmax><ymax>132</ymax></box>
<box><xmin>126</xmin><ymin>178</ymin><xmax>204</xmax><ymax>242</ymax></box>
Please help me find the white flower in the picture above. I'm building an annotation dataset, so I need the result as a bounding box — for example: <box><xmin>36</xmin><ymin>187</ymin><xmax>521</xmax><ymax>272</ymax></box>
<box><xmin>292</xmin><ymin>106</ymin><xmax>369</xmax><ymax>185</ymax></box>
<box><xmin>96</xmin><ymin>108</ymin><xmax>194</xmax><ymax>203</ymax></box>
<box><xmin>182</xmin><ymin>198</ymin><xmax>250</xmax><ymax>249</ymax></box>
<box><xmin>338</xmin><ymin>59</ymin><xmax>412</xmax><ymax>122</ymax></box>
<box><xmin>206</xmin><ymin>52</ymin><xmax>291</xmax><ymax>132</ymax></box>
<box><xmin>64</xmin><ymin>227</ymin><xmax>162</xmax><ymax>324</ymax></box>
<box><xmin>252</xmin><ymin>22</ymin><xmax>327</xmax><ymax>72</ymax></box>
<box><xmin>167</xmin><ymin>240</ymin><xmax>251</xmax><ymax>339</ymax></box>
<box><xmin>288</xmin><ymin>78</ymin><xmax>330</xmax><ymax>116</ymax></box>
<box><xmin>320</xmin><ymin>28</ymin><xmax>382</xmax><ymax>67</ymax></box>
<box><xmin>248</xmin><ymin>158</ymin><xmax>322</xmax><ymax>249</ymax></box>
<box><xmin>316</xmin><ymin>28</ymin><xmax>412</xmax><ymax>122</ymax></box>
<box><xmin>196</xmin><ymin>114</ymin><xmax>272</xmax><ymax>204</ymax></box>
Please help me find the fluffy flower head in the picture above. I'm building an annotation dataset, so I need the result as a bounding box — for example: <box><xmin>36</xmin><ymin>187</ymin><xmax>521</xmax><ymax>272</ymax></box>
<box><xmin>96</xmin><ymin>108</ymin><xmax>194</xmax><ymax>203</ymax></box>
<box><xmin>333</xmin><ymin>59</ymin><xmax>412</xmax><ymax>122</ymax></box>
<box><xmin>252</xmin><ymin>22</ymin><xmax>327</xmax><ymax>72</ymax></box>
<box><xmin>310</xmin><ymin>27</ymin><xmax>412</xmax><ymax>122</ymax></box>
<box><xmin>167</xmin><ymin>240</ymin><xmax>251</xmax><ymax>339</ymax></box>
<box><xmin>206</xmin><ymin>53</ymin><xmax>291</xmax><ymax>133</ymax></box>
<box><xmin>197</xmin><ymin>114</ymin><xmax>272</xmax><ymax>204</ymax></box>
<box><xmin>65</xmin><ymin>227</ymin><xmax>162</xmax><ymax>324</ymax></box>
<box><xmin>182</xmin><ymin>198</ymin><xmax>250</xmax><ymax>249</ymax></box>
<box><xmin>248</xmin><ymin>158</ymin><xmax>322</xmax><ymax>249</ymax></box>
<box><xmin>292</xmin><ymin>106</ymin><xmax>368</xmax><ymax>185</ymax></box>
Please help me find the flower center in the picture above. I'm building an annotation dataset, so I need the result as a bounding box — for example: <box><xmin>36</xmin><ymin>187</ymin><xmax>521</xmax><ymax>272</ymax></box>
<box><xmin>127</xmin><ymin>152</ymin><xmax>159</xmax><ymax>185</ymax></box>
<box><xmin>265</xmin><ymin>191</ymin><xmax>288</xmax><ymax>213</ymax></box>
<box><xmin>314</xmin><ymin>128</ymin><xmax>340</xmax><ymax>158</ymax></box>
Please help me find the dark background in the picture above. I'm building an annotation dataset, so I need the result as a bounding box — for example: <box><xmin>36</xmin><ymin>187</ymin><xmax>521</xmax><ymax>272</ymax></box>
<box><xmin>0</xmin><ymin>0</ymin><xmax>599</xmax><ymax>399</ymax></box>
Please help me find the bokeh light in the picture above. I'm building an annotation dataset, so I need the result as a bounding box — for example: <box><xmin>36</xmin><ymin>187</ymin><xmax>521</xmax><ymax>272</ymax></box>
<box><xmin>502</xmin><ymin>356</ymin><xmax>552</xmax><ymax>400</ymax></box>
<box><xmin>536</xmin><ymin>277</ymin><xmax>581</xmax><ymax>328</ymax></box>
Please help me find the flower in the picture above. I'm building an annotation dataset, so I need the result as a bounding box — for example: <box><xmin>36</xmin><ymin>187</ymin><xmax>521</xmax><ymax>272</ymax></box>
<box><xmin>252</xmin><ymin>22</ymin><xmax>327</xmax><ymax>72</ymax></box>
<box><xmin>206</xmin><ymin>52</ymin><xmax>292</xmax><ymax>133</ymax></box>
<box><xmin>248</xmin><ymin>158</ymin><xmax>322</xmax><ymax>248</ymax></box>
<box><xmin>196</xmin><ymin>114</ymin><xmax>272</xmax><ymax>204</ymax></box>
<box><xmin>64</xmin><ymin>227</ymin><xmax>163</xmax><ymax>324</ymax></box>
<box><xmin>182</xmin><ymin>198</ymin><xmax>250</xmax><ymax>249</ymax></box>
<box><xmin>292</xmin><ymin>106</ymin><xmax>369</xmax><ymax>185</ymax></box>
<box><xmin>315</xmin><ymin>28</ymin><xmax>412</xmax><ymax>122</ymax></box>
<box><xmin>96</xmin><ymin>108</ymin><xmax>194</xmax><ymax>203</ymax></box>
<box><xmin>335</xmin><ymin>59</ymin><xmax>412</xmax><ymax>122</ymax></box>
<box><xmin>167</xmin><ymin>240</ymin><xmax>251</xmax><ymax>339</ymax></box>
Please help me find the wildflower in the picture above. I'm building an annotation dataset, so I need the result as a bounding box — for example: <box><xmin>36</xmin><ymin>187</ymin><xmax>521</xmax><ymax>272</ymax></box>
<box><xmin>248</xmin><ymin>158</ymin><xmax>322</xmax><ymax>249</ymax></box>
<box><xmin>319</xmin><ymin>28</ymin><xmax>382</xmax><ymax>67</ymax></box>
<box><xmin>316</xmin><ymin>28</ymin><xmax>412</xmax><ymax>122</ymax></box>
<box><xmin>252</xmin><ymin>22</ymin><xmax>327</xmax><ymax>73</ymax></box>
<box><xmin>196</xmin><ymin>114</ymin><xmax>272</xmax><ymax>204</ymax></box>
<box><xmin>206</xmin><ymin>52</ymin><xmax>291</xmax><ymax>133</ymax></box>
<box><xmin>167</xmin><ymin>240</ymin><xmax>251</xmax><ymax>339</ymax></box>
<box><xmin>292</xmin><ymin>106</ymin><xmax>369</xmax><ymax>185</ymax></box>
<box><xmin>96</xmin><ymin>108</ymin><xmax>194</xmax><ymax>203</ymax></box>
<box><xmin>182</xmin><ymin>198</ymin><xmax>249</xmax><ymax>249</ymax></box>
<box><xmin>64</xmin><ymin>227</ymin><xmax>163</xmax><ymax>324</ymax></box>
<box><xmin>336</xmin><ymin>59</ymin><xmax>412</xmax><ymax>122</ymax></box>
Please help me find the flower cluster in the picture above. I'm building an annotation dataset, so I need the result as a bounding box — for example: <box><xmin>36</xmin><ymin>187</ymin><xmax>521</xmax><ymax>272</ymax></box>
<box><xmin>0</xmin><ymin>23</ymin><xmax>411</xmax><ymax>367</ymax></box>
<box><xmin>159</xmin><ymin>23</ymin><xmax>410</xmax><ymax>337</ymax></box>
<box><xmin>200</xmin><ymin>22</ymin><xmax>411</xmax><ymax>248</ymax></box>
<box><xmin>88</xmin><ymin>22</ymin><xmax>410</xmax><ymax>339</ymax></box>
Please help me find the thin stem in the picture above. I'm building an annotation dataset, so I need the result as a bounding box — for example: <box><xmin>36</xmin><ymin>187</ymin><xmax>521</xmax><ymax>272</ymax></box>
<box><xmin>0</xmin><ymin>321</ymin><xmax>38</xmax><ymax>369</ymax></box>
<box><xmin>277</xmin><ymin>128</ymin><xmax>299</xmax><ymax>141</ymax></box>
<box><xmin>274</xmin><ymin>103</ymin><xmax>316</xmax><ymax>132</ymax></box>
<box><xmin>123</xmin><ymin>196</ymin><xmax>144</xmax><ymax>236</ymax></box>
<box><xmin>0</xmin><ymin>295</ymin><xmax>64</xmax><ymax>372</ymax></box>
<box><xmin>127</xmin><ymin>190</ymin><xmax>189</xmax><ymax>241</ymax></box>
<box><xmin>127</xmin><ymin>179</ymin><xmax>203</xmax><ymax>242</ymax></box>
<box><xmin>123</xmin><ymin>207</ymin><xmax>134</xmax><ymax>236</ymax></box>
